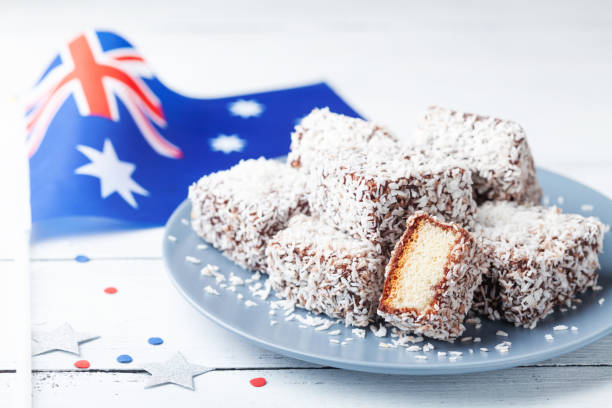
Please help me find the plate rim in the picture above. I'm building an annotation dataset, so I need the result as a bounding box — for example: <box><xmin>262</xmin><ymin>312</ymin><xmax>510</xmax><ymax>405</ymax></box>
<box><xmin>163</xmin><ymin>168</ymin><xmax>612</xmax><ymax>375</ymax></box>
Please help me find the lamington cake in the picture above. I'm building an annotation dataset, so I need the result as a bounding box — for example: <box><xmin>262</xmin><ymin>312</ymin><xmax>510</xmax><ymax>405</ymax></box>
<box><xmin>412</xmin><ymin>106</ymin><xmax>542</xmax><ymax>204</ymax></box>
<box><xmin>472</xmin><ymin>201</ymin><xmax>608</xmax><ymax>327</ymax></box>
<box><xmin>266</xmin><ymin>214</ymin><xmax>387</xmax><ymax>327</ymax></box>
<box><xmin>189</xmin><ymin>158</ymin><xmax>308</xmax><ymax>272</ymax></box>
<box><xmin>306</xmin><ymin>148</ymin><xmax>477</xmax><ymax>253</ymax></box>
<box><xmin>288</xmin><ymin>107</ymin><xmax>397</xmax><ymax>172</ymax></box>
<box><xmin>377</xmin><ymin>212</ymin><xmax>484</xmax><ymax>341</ymax></box>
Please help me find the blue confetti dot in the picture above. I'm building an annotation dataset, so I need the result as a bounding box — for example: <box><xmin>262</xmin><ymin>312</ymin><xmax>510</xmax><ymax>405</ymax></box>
<box><xmin>75</xmin><ymin>255</ymin><xmax>90</xmax><ymax>263</ymax></box>
<box><xmin>148</xmin><ymin>337</ymin><xmax>163</xmax><ymax>346</ymax></box>
<box><xmin>116</xmin><ymin>354</ymin><xmax>133</xmax><ymax>364</ymax></box>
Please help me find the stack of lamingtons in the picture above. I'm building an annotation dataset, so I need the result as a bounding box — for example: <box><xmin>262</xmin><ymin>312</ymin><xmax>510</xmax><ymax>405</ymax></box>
<box><xmin>189</xmin><ymin>106</ymin><xmax>608</xmax><ymax>342</ymax></box>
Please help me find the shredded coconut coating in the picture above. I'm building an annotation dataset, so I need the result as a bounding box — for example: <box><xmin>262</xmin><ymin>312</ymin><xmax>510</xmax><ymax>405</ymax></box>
<box><xmin>472</xmin><ymin>201</ymin><xmax>609</xmax><ymax>327</ymax></box>
<box><xmin>189</xmin><ymin>158</ymin><xmax>309</xmax><ymax>272</ymax></box>
<box><xmin>306</xmin><ymin>147</ymin><xmax>477</xmax><ymax>253</ymax></box>
<box><xmin>411</xmin><ymin>106</ymin><xmax>542</xmax><ymax>204</ymax></box>
<box><xmin>377</xmin><ymin>212</ymin><xmax>485</xmax><ymax>341</ymax></box>
<box><xmin>266</xmin><ymin>215</ymin><xmax>387</xmax><ymax>327</ymax></box>
<box><xmin>288</xmin><ymin>107</ymin><xmax>397</xmax><ymax>172</ymax></box>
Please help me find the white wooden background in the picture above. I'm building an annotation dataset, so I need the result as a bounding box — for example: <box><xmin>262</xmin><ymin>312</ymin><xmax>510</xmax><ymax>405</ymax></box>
<box><xmin>0</xmin><ymin>0</ymin><xmax>611</xmax><ymax>406</ymax></box>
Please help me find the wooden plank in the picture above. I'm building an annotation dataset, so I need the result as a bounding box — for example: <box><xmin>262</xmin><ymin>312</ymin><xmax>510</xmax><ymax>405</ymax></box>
<box><xmin>0</xmin><ymin>366</ymin><xmax>611</xmax><ymax>407</ymax></box>
<box><xmin>0</xmin><ymin>259</ymin><xmax>608</xmax><ymax>370</ymax></box>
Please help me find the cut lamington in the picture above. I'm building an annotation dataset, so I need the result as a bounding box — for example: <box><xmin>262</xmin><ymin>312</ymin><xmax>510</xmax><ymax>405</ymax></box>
<box><xmin>472</xmin><ymin>201</ymin><xmax>608</xmax><ymax>327</ymax></box>
<box><xmin>411</xmin><ymin>106</ymin><xmax>542</xmax><ymax>204</ymax></box>
<box><xmin>377</xmin><ymin>212</ymin><xmax>484</xmax><ymax>341</ymax></box>
<box><xmin>288</xmin><ymin>107</ymin><xmax>397</xmax><ymax>172</ymax></box>
<box><xmin>306</xmin><ymin>148</ymin><xmax>477</xmax><ymax>254</ymax></box>
<box><xmin>266</xmin><ymin>215</ymin><xmax>387</xmax><ymax>327</ymax></box>
<box><xmin>189</xmin><ymin>158</ymin><xmax>308</xmax><ymax>272</ymax></box>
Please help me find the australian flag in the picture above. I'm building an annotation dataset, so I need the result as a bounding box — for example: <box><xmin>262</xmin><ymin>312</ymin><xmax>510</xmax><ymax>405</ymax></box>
<box><xmin>26</xmin><ymin>30</ymin><xmax>360</xmax><ymax>224</ymax></box>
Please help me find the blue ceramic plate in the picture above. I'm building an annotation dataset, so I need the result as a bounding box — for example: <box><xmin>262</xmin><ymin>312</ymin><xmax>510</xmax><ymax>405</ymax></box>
<box><xmin>163</xmin><ymin>168</ymin><xmax>612</xmax><ymax>375</ymax></box>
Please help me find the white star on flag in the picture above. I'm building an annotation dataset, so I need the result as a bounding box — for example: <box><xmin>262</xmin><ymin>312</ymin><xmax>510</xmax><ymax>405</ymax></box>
<box><xmin>228</xmin><ymin>99</ymin><xmax>264</xmax><ymax>118</ymax></box>
<box><xmin>209</xmin><ymin>134</ymin><xmax>246</xmax><ymax>154</ymax></box>
<box><xmin>75</xmin><ymin>139</ymin><xmax>149</xmax><ymax>208</ymax></box>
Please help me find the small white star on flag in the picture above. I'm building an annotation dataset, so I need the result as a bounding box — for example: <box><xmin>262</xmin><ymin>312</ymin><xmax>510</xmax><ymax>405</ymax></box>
<box><xmin>75</xmin><ymin>138</ymin><xmax>149</xmax><ymax>208</ymax></box>
<box><xmin>209</xmin><ymin>134</ymin><xmax>246</xmax><ymax>154</ymax></box>
<box><xmin>228</xmin><ymin>99</ymin><xmax>264</xmax><ymax>118</ymax></box>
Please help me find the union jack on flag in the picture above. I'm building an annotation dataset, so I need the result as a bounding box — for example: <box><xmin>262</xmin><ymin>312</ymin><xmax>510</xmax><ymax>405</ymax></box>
<box><xmin>26</xmin><ymin>31</ymin><xmax>183</xmax><ymax>159</ymax></box>
<box><xmin>27</xmin><ymin>30</ymin><xmax>360</xmax><ymax>226</ymax></box>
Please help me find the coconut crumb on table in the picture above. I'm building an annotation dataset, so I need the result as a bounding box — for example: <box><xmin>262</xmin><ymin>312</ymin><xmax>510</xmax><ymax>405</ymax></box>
<box><xmin>379</xmin><ymin>342</ymin><xmax>396</xmax><ymax>349</ymax></box>
<box><xmin>197</xmin><ymin>243</ymin><xmax>208</xmax><ymax>250</ymax></box>
<box><xmin>495</xmin><ymin>330</ymin><xmax>508</xmax><ymax>337</ymax></box>
<box><xmin>571</xmin><ymin>326</ymin><xmax>579</xmax><ymax>331</ymax></box>
<box><xmin>167</xmin><ymin>235</ymin><xmax>177</xmax><ymax>242</ymax></box>
<box><xmin>244</xmin><ymin>300</ymin><xmax>257</xmax><ymax>308</ymax></box>
<box><xmin>328</xmin><ymin>330</ymin><xmax>341</xmax><ymax>336</ymax></box>
<box><xmin>553</xmin><ymin>325</ymin><xmax>569</xmax><ymax>331</ymax></box>
<box><xmin>329</xmin><ymin>339</ymin><xmax>340</xmax><ymax>344</ymax></box>
<box><xmin>545</xmin><ymin>334</ymin><xmax>554</xmax><ymax>341</ymax></box>
<box><xmin>599</xmin><ymin>298</ymin><xmax>606</xmax><ymax>305</ymax></box>
<box><xmin>406</xmin><ymin>345</ymin><xmax>421</xmax><ymax>352</ymax></box>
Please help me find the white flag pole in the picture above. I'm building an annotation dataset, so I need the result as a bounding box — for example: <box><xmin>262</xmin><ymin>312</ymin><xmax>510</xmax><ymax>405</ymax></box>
<box><xmin>11</xmin><ymin>93</ymin><xmax>32</xmax><ymax>408</ymax></box>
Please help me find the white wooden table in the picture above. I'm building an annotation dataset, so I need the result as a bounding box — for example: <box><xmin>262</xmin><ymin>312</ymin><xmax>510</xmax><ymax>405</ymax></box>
<box><xmin>0</xmin><ymin>1</ymin><xmax>611</xmax><ymax>406</ymax></box>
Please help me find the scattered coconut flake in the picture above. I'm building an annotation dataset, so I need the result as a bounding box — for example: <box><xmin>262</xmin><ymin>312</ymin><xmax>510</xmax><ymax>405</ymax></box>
<box><xmin>437</xmin><ymin>351</ymin><xmax>447</xmax><ymax>357</ymax></box>
<box><xmin>228</xmin><ymin>273</ymin><xmax>244</xmax><ymax>286</ymax></box>
<box><xmin>475</xmin><ymin>324</ymin><xmax>482</xmax><ymax>330</ymax></box>
<box><xmin>557</xmin><ymin>196</ymin><xmax>565</xmax><ymax>205</ymax></box>
<box><xmin>315</xmin><ymin>320</ymin><xmax>334</xmax><ymax>332</ymax></box>
<box><xmin>197</xmin><ymin>243</ymin><xmax>208</xmax><ymax>250</ymax></box>
<box><xmin>571</xmin><ymin>326</ymin><xmax>579</xmax><ymax>332</ymax></box>
<box><xmin>571</xmin><ymin>305</ymin><xmax>577</xmax><ymax>310</ymax></box>
<box><xmin>204</xmin><ymin>286</ymin><xmax>219</xmax><ymax>295</ymax></box>
<box><xmin>340</xmin><ymin>341</ymin><xmax>348</xmax><ymax>346</ymax></box>
<box><xmin>379</xmin><ymin>342</ymin><xmax>396</xmax><ymax>349</ymax></box>
<box><xmin>414</xmin><ymin>355</ymin><xmax>427</xmax><ymax>360</ymax></box>
<box><xmin>580</xmin><ymin>204</ymin><xmax>594</xmax><ymax>212</ymax></box>
<box><xmin>369</xmin><ymin>324</ymin><xmax>387</xmax><ymax>337</ymax></box>
<box><xmin>181</xmin><ymin>218</ymin><xmax>189</xmax><ymax>225</ymax></box>
<box><xmin>352</xmin><ymin>328</ymin><xmax>366</xmax><ymax>339</ymax></box>
<box><xmin>237</xmin><ymin>293</ymin><xmax>244</xmax><ymax>300</ymax></box>
<box><xmin>449</xmin><ymin>351</ymin><xmax>462</xmax><ymax>357</ymax></box>
<box><xmin>186</xmin><ymin>256</ymin><xmax>201</xmax><ymax>264</ymax></box>
<box><xmin>284</xmin><ymin>314</ymin><xmax>296</xmax><ymax>322</ymax></box>
<box><xmin>465</xmin><ymin>317</ymin><xmax>481</xmax><ymax>325</ymax></box>
<box><xmin>423</xmin><ymin>343</ymin><xmax>435</xmax><ymax>352</ymax></box>
<box><xmin>480</xmin><ymin>347</ymin><xmax>489</xmax><ymax>352</ymax></box>
<box><xmin>553</xmin><ymin>325</ymin><xmax>569</xmax><ymax>331</ymax></box>
<box><xmin>329</xmin><ymin>339</ymin><xmax>340</xmax><ymax>344</ymax></box>
<box><xmin>468</xmin><ymin>348</ymin><xmax>474</xmax><ymax>354</ymax></box>
<box><xmin>473</xmin><ymin>337</ymin><xmax>481</xmax><ymax>343</ymax></box>
<box><xmin>200</xmin><ymin>263</ymin><xmax>219</xmax><ymax>276</ymax></box>
<box><xmin>406</xmin><ymin>345</ymin><xmax>422</xmax><ymax>352</ymax></box>
<box><xmin>245</xmin><ymin>271</ymin><xmax>261</xmax><ymax>283</ymax></box>
<box><xmin>328</xmin><ymin>329</ymin><xmax>341</xmax><ymax>336</ymax></box>
<box><xmin>253</xmin><ymin>280</ymin><xmax>272</xmax><ymax>300</ymax></box>
<box><xmin>299</xmin><ymin>325</ymin><xmax>308</xmax><ymax>329</ymax></box>
<box><xmin>270</xmin><ymin>320</ymin><xmax>278</xmax><ymax>326</ymax></box>
<box><xmin>545</xmin><ymin>334</ymin><xmax>554</xmax><ymax>341</ymax></box>
<box><xmin>226</xmin><ymin>286</ymin><xmax>236</xmax><ymax>292</ymax></box>
<box><xmin>593</xmin><ymin>285</ymin><xmax>603</xmax><ymax>292</ymax></box>
<box><xmin>460</xmin><ymin>336</ymin><xmax>473</xmax><ymax>343</ymax></box>
<box><xmin>599</xmin><ymin>298</ymin><xmax>605</xmax><ymax>305</ymax></box>
<box><xmin>167</xmin><ymin>235</ymin><xmax>177</xmax><ymax>242</ymax></box>
<box><xmin>244</xmin><ymin>300</ymin><xmax>257</xmax><ymax>308</ymax></box>
<box><xmin>344</xmin><ymin>338</ymin><xmax>354</xmax><ymax>342</ymax></box>
<box><xmin>573</xmin><ymin>298</ymin><xmax>582</xmax><ymax>304</ymax></box>
<box><xmin>496</xmin><ymin>330</ymin><xmax>509</xmax><ymax>337</ymax></box>
<box><xmin>560</xmin><ymin>308</ymin><xmax>568</xmax><ymax>313</ymax></box>
<box><xmin>449</xmin><ymin>356</ymin><xmax>459</xmax><ymax>362</ymax></box>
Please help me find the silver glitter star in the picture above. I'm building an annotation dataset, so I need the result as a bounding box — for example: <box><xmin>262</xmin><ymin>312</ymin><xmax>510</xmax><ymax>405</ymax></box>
<box><xmin>142</xmin><ymin>352</ymin><xmax>213</xmax><ymax>390</ymax></box>
<box><xmin>32</xmin><ymin>323</ymin><xmax>99</xmax><ymax>356</ymax></box>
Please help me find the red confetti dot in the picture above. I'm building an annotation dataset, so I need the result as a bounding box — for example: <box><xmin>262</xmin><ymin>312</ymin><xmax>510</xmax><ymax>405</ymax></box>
<box><xmin>104</xmin><ymin>287</ymin><xmax>117</xmax><ymax>294</ymax></box>
<box><xmin>250</xmin><ymin>377</ymin><xmax>266</xmax><ymax>387</ymax></box>
<box><xmin>74</xmin><ymin>360</ymin><xmax>90</xmax><ymax>369</ymax></box>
